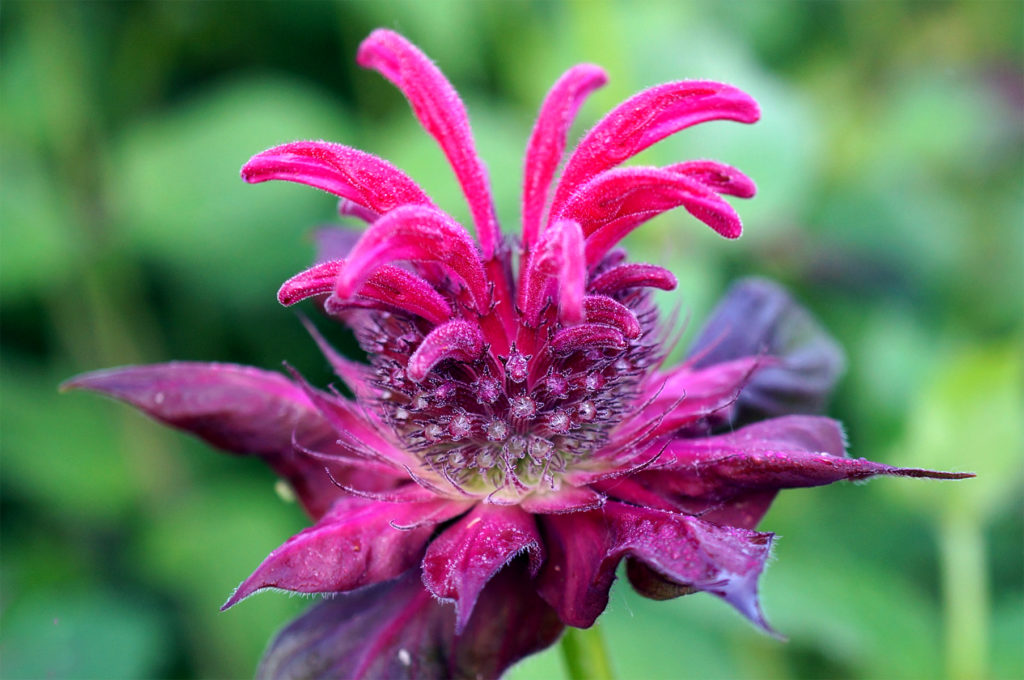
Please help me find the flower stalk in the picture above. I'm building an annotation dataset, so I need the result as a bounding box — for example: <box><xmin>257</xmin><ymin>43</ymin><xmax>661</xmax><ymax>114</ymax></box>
<box><xmin>561</xmin><ymin>626</ymin><xmax>615</xmax><ymax>680</ymax></box>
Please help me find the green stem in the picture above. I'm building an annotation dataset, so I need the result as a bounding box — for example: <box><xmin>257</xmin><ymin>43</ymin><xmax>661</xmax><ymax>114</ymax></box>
<box><xmin>939</xmin><ymin>512</ymin><xmax>988</xmax><ymax>680</ymax></box>
<box><xmin>560</xmin><ymin>626</ymin><xmax>615</xmax><ymax>680</ymax></box>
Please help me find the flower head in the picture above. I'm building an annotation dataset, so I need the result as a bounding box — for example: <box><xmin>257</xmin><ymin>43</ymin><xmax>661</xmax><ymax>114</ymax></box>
<box><xmin>65</xmin><ymin>29</ymin><xmax>971</xmax><ymax>679</ymax></box>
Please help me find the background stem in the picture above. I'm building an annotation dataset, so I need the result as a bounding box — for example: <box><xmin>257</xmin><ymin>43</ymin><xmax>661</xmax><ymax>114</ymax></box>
<box><xmin>561</xmin><ymin>626</ymin><xmax>615</xmax><ymax>680</ymax></box>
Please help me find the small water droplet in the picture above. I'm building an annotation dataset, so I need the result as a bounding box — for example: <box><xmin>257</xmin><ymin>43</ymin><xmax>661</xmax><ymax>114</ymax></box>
<box><xmin>475</xmin><ymin>376</ymin><xmax>501</xmax><ymax>404</ymax></box>
<box><xmin>577</xmin><ymin>401</ymin><xmax>597</xmax><ymax>422</ymax></box>
<box><xmin>485</xmin><ymin>419</ymin><xmax>509</xmax><ymax>441</ymax></box>
<box><xmin>585</xmin><ymin>372</ymin><xmax>604</xmax><ymax>391</ymax></box>
<box><xmin>506</xmin><ymin>351</ymin><xmax>529</xmax><ymax>383</ymax></box>
<box><xmin>424</xmin><ymin>423</ymin><xmax>444</xmax><ymax>442</ymax></box>
<box><xmin>511</xmin><ymin>396</ymin><xmax>536</xmax><ymax>419</ymax></box>
<box><xmin>545</xmin><ymin>373</ymin><xmax>568</xmax><ymax>398</ymax></box>
<box><xmin>547</xmin><ymin>410</ymin><xmax>570</xmax><ymax>433</ymax></box>
<box><xmin>449</xmin><ymin>414</ymin><xmax>472</xmax><ymax>439</ymax></box>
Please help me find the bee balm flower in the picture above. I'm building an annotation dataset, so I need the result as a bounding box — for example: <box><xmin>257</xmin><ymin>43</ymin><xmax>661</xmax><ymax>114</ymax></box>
<box><xmin>66</xmin><ymin>29</ymin><xmax>971</xmax><ymax>680</ymax></box>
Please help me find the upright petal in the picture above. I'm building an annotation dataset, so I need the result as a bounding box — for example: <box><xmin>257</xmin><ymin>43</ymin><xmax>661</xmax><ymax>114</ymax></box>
<box><xmin>421</xmin><ymin>504</ymin><xmax>542</xmax><ymax>632</ymax></box>
<box><xmin>357</xmin><ymin>29</ymin><xmax>500</xmax><ymax>258</ymax></box>
<box><xmin>522</xmin><ymin>64</ymin><xmax>607</xmax><ymax>248</ymax></box>
<box><xmin>519</xmin><ymin>219</ymin><xmax>587</xmax><ymax>326</ymax></box>
<box><xmin>224</xmin><ymin>492</ymin><xmax>471</xmax><ymax>608</ymax></box>
<box><xmin>241</xmin><ymin>141</ymin><xmax>433</xmax><ymax>214</ymax></box>
<box><xmin>687</xmin><ymin>278</ymin><xmax>846</xmax><ymax>424</ymax></box>
<box><xmin>551</xmin><ymin>80</ymin><xmax>760</xmax><ymax>214</ymax></box>
<box><xmin>334</xmin><ymin>205</ymin><xmax>489</xmax><ymax>314</ymax></box>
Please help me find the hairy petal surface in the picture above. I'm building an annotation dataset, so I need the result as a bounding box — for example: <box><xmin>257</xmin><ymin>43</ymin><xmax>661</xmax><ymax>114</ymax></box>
<box><xmin>667</xmin><ymin>160</ymin><xmax>757</xmax><ymax>198</ymax></box>
<box><xmin>224</xmin><ymin>492</ymin><xmax>471</xmax><ymax>608</ymax></box>
<box><xmin>589</xmin><ymin>262</ymin><xmax>678</xmax><ymax>296</ymax></box>
<box><xmin>519</xmin><ymin>219</ymin><xmax>587</xmax><ymax>326</ymax></box>
<box><xmin>522</xmin><ymin>64</ymin><xmax>607</xmax><ymax>248</ymax></box>
<box><xmin>407</xmin><ymin>320</ymin><xmax>486</xmax><ymax>383</ymax></box>
<box><xmin>687</xmin><ymin>277</ymin><xmax>846</xmax><ymax>424</ymax></box>
<box><xmin>537</xmin><ymin>502</ymin><xmax>775</xmax><ymax>631</ymax></box>
<box><xmin>357</xmin><ymin>29</ymin><xmax>500</xmax><ymax>258</ymax></box>
<box><xmin>551</xmin><ymin>80</ymin><xmax>760</xmax><ymax>213</ymax></box>
<box><xmin>334</xmin><ymin>205</ymin><xmax>489</xmax><ymax>313</ymax></box>
<box><xmin>257</xmin><ymin>564</ymin><xmax>563</xmax><ymax>680</ymax></box>
<box><xmin>421</xmin><ymin>504</ymin><xmax>543</xmax><ymax>632</ymax></box>
<box><xmin>241</xmin><ymin>141</ymin><xmax>433</xmax><ymax>214</ymax></box>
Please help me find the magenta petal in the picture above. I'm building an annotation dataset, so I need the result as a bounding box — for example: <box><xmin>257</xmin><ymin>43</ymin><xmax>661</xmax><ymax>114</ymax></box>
<box><xmin>687</xmin><ymin>278</ymin><xmax>846</xmax><ymax>424</ymax></box>
<box><xmin>538</xmin><ymin>503</ymin><xmax>775</xmax><ymax>631</ymax></box>
<box><xmin>224</xmin><ymin>493</ymin><xmax>470</xmax><ymax>609</ymax></box>
<box><xmin>551</xmin><ymin>80</ymin><xmax>760</xmax><ymax>214</ymax></box>
<box><xmin>667</xmin><ymin>160</ymin><xmax>757</xmax><ymax>198</ymax></box>
<box><xmin>519</xmin><ymin>486</ymin><xmax>606</xmax><ymax>514</ymax></box>
<box><xmin>519</xmin><ymin>219</ymin><xmax>586</xmax><ymax>326</ymax></box>
<box><xmin>558</xmin><ymin>166</ymin><xmax>743</xmax><ymax>265</ymax></box>
<box><xmin>241</xmin><ymin>141</ymin><xmax>433</xmax><ymax>214</ymax></box>
<box><xmin>334</xmin><ymin>205</ymin><xmax>489</xmax><ymax>314</ymax></box>
<box><xmin>258</xmin><ymin>564</ymin><xmax>562</xmax><ymax>680</ymax></box>
<box><xmin>357</xmin><ymin>30</ymin><xmax>500</xmax><ymax>258</ymax></box>
<box><xmin>588</xmin><ymin>262</ymin><xmax>678</xmax><ymax>296</ymax></box>
<box><xmin>522</xmin><ymin>64</ymin><xmax>607</xmax><ymax>248</ymax></box>
<box><xmin>549</xmin><ymin>323</ymin><xmax>626</xmax><ymax>354</ymax></box>
<box><xmin>421</xmin><ymin>504</ymin><xmax>542</xmax><ymax>632</ymax></box>
<box><xmin>407</xmin><ymin>320</ymin><xmax>485</xmax><ymax>383</ymax></box>
<box><xmin>583</xmin><ymin>295</ymin><xmax>642</xmax><ymax>339</ymax></box>
<box><xmin>62</xmin><ymin>363</ymin><xmax>345</xmax><ymax>517</ymax></box>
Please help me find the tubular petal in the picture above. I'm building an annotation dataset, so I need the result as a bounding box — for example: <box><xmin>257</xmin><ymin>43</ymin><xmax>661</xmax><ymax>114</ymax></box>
<box><xmin>421</xmin><ymin>504</ymin><xmax>543</xmax><ymax>633</ymax></box>
<box><xmin>223</xmin><ymin>493</ymin><xmax>469</xmax><ymax>609</ymax></box>
<box><xmin>583</xmin><ymin>295</ymin><xmax>642</xmax><ymax>338</ymax></box>
<box><xmin>241</xmin><ymin>141</ymin><xmax>433</xmax><ymax>214</ymax></box>
<box><xmin>522</xmin><ymin>64</ymin><xmax>608</xmax><ymax>248</ymax></box>
<box><xmin>407</xmin><ymin>320</ymin><xmax>486</xmax><ymax>383</ymax></box>
<box><xmin>520</xmin><ymin>486</ymin><xmax>607</xmax><ymax>514</ymax></box>
<box><xmin>549</xmin><ymin>324</ymin><xmax>627</xmax><ymax>354</ymax></box>
<box><xmin>558</xmin><ymin>166</ymin><xmax>743</xmax><ymax>265</ymax></box>
<box><xmin>357</xmin><ymin>29</ymin><xmax>500</xmax><ymax>258</ymax></box>
<box><xmin>519</xmin><ymin>219</ymin><xmax>587</xmax><ymax>326</ymax></box>
<box><xmin>589</xmin><ymin>262</ymin><xmax>678</xmax><ymax>295</ymax></box>
<box><xmin>551</xmin><ymin>80</ymin><xmax>760</xmax><ymax>214</ymax></box>
<box><xmin>667</xmin><ymin>160</ymin><xmax>757</xmax><ymax>198</ymax></box>
<box><xmin>333</xmin><ymin>205</ymin><xmax>489</xmax><ymax>313</ymax></box>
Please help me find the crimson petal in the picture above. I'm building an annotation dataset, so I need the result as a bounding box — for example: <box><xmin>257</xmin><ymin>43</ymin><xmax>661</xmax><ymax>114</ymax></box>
<box><xmin>519</xmin><ymin>219</ymin><xmax>586</xmax><ymax>326</ymax></box>
<box><xmin>551</xmin><ymin>80</ymin><xmax>759</xmax><ymax>214</ymax></box>
<box><xmin>588</xmin><ymin>262</ymin><xmax>678</xmax><ymax>296</ymax></box>
<box><xmin>358</xmin><ymin>30</ymin><xmax>500</xmax><ymax>258</ymax></box>
<box><xmin>407</xmin><ymin>320</ymin><xmax>486</xmax><ymax>383</ymax></box>
<box><xmin>241</xmin><ymin>141</ymin><xmax>433</xmax><ymax>215</ymax></box>
<box><xmin>421</xmin><ymin>504</ymin><xmax>542</xmax><ymax>632</ymax></box>
<box><xmin>522</xmin><ymin>64</ymin><xmax>607</xmax><ymax>248</ymax></box>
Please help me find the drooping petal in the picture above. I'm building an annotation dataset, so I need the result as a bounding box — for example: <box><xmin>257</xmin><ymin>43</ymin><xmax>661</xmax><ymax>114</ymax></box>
<box><xmin>257</xmin><ymin>563</ymin><xmax>563</xmax><ymax>680</ymax></box>
<box><xmin>687</xmin><ymin>278</ymin><xmax>846</xmax><ymax>424</ymax></box>
<box><xmin>224</xmin><ymin>492</ymin><xmax>471</xmax><ymax>609</ymax></box>
<box><xmin>522</xmin><ymin>64</ymin><xmax>607</xmax><ymax>248</ymax></box>
<box><xmin>667</xmin><ymin>160</ymin><xmax>757</xmax><ymax>198</ymax></box>
<box><xmin>421</xmin><ymin>504</ymin><xmax>542</xmax><ymax>632</ymax></box>
<box><xmin>537</xmin><ymin>502</ymin><xmax>775</xmax><ymax>632</ymax></box>
<box><xmin>357</xmin><ymin>29</ymin><xmax>500</xmax><ymax>258</ymax></box>
<box><xmin>551</xmin><ymin>80</ymin><xmax>760</xmax><ymax>214</ymax></box>
<box><xmin>61</xmin><ymin>363</ymin><xmax>347</xmax><ymax>518</ymax></box>
<box><xmin>588</xmin><ymin>262</ymin><xmax>678</xmax><ymax>296</ymax></box>
<box><xmin>407</xmin><ymin>320</ymin><xmax>485</xmax><ymax>383</ymax></box>
<box><xmin>334</xmin><ymin>205</ymin><xmax>489</xmax><ymax>314</ymax></box>
<box><xmin>519</xmin><ymin>219</ymin><xmax>587</xmax><ymax>326</ymax></box>
<box><xmin>583</xmin><ymin>295</ymin><xmax>642</xmax><ymax>338</ymax></box>
<box><xmin>241</xmin><ymin>141</ymin><xmax>433</xmax><ymax>214</ymax></box>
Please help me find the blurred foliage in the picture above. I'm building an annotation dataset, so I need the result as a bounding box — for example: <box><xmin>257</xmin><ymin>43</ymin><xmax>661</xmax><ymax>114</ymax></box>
<box><xmin>2</xmin><ymin>1</ymin><xmax>1021</xmax><ymax>678</ymax></box>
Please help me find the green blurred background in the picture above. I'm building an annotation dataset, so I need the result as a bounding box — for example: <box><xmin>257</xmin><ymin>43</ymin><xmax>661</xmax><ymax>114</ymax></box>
<box><xmin>2</xmin><ymin>1</ymin><xmax>1021</xmax><ymax>678</ymax></box>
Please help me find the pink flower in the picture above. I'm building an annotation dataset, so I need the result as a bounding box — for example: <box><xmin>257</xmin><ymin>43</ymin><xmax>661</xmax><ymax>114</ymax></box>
<box><xmin>66</xmin><ymin>29</ymin><xmax>971</xmax><ymax>680</ymax></box>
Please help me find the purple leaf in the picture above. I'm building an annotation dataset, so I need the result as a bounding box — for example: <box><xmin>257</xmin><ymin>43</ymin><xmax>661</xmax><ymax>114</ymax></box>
<box><xmin>257</xmin><ymin>563</ymin><xmax>563</xmax><ymax>680</ymax></box>
<box><xmin>687</xmin><ymin>277</ymin><xmax>846</xmax><ymax>424</ymax></box>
